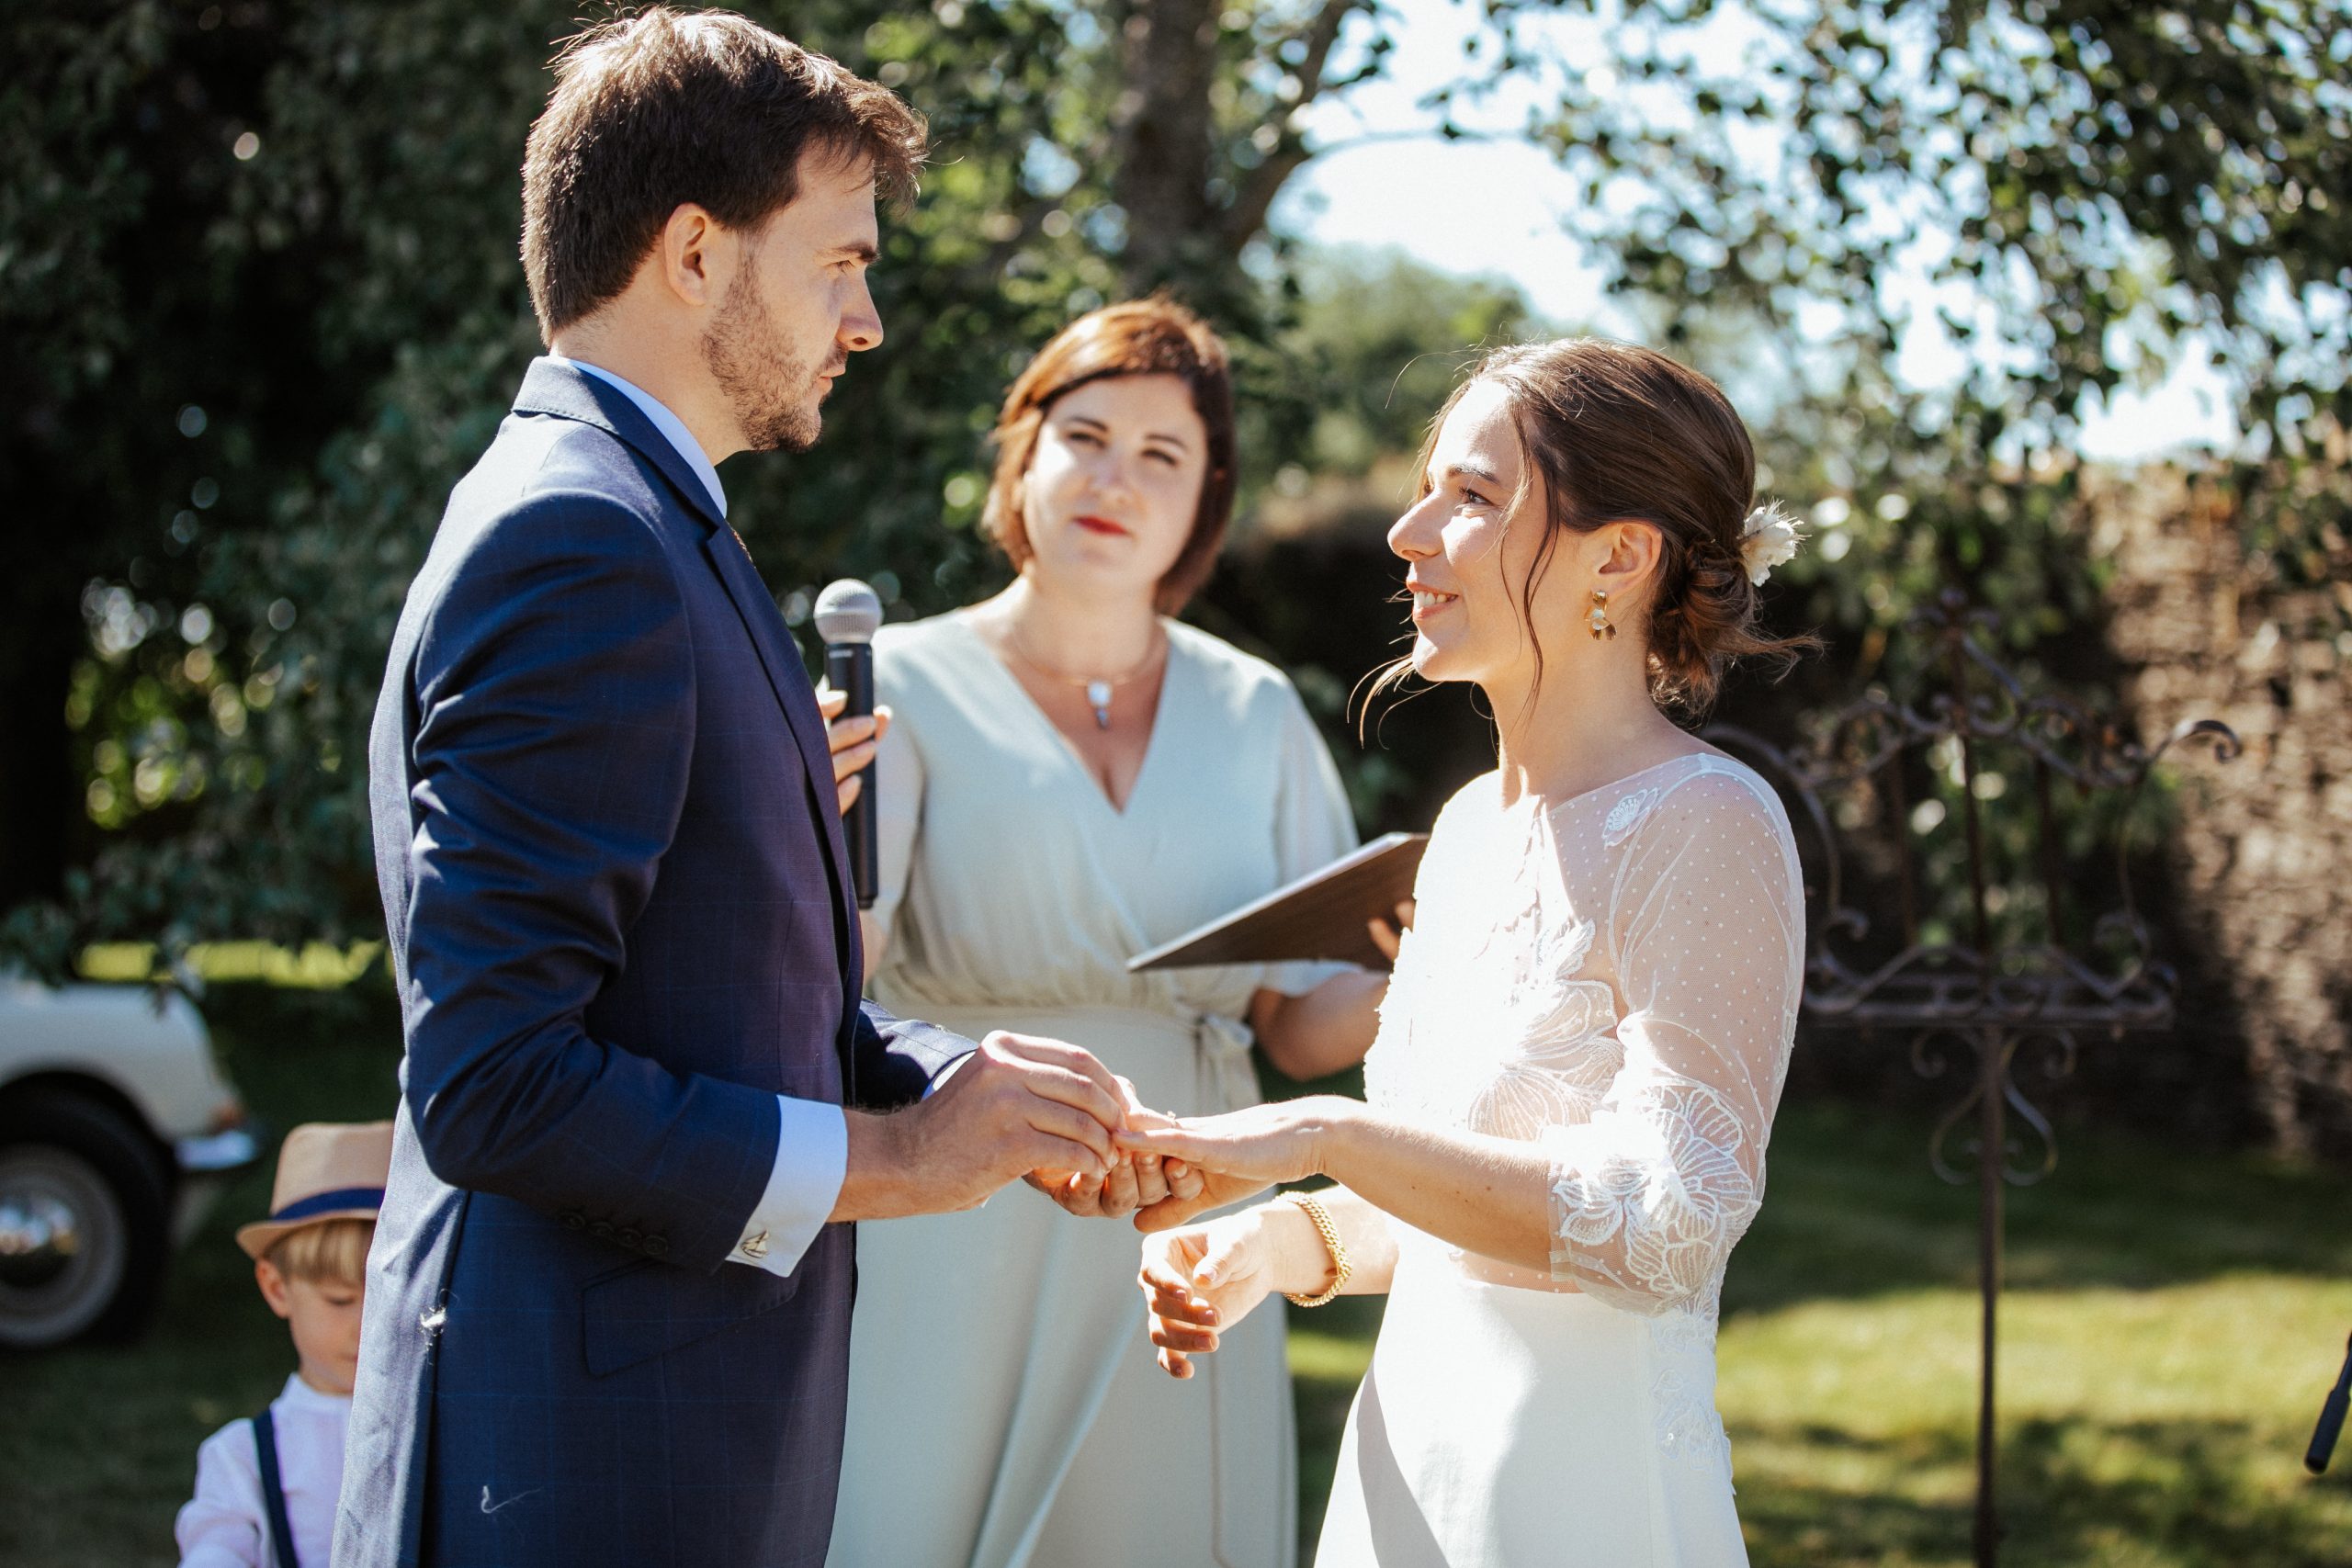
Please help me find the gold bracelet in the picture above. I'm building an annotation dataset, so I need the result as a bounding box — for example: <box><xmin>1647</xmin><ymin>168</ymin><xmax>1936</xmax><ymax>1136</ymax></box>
<box><xmin>1279</xmin><ymin>1190</ymin><xmax>1351</xmax><ymax>1308</ymax></box>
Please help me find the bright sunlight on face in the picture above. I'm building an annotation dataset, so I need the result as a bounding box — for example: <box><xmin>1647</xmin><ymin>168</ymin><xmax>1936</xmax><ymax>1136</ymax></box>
<box><xmin>1391</xmin><ymin>378</ymin><xmax>1542</xmax><ymax>685</ymax></box>
<box><xmin>1019</xmin><ymin>373</ymin><xmax>1209</xmax><ymax>602</ymax></box>
<box><xmin>707</xmin><ymin>153</ymin><xmax>884</xmax><ymax>454</ymax></box>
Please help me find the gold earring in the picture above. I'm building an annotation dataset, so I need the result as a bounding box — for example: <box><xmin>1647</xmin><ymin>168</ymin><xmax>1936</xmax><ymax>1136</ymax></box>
<box><xmin>1588</xmin><ymin>589</ymin><xmax>1617</xmax><ymax>640</ymax></box>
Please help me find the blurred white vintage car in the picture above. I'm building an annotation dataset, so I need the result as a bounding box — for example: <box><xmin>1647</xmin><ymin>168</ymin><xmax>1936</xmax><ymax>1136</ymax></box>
<box><xmin>0</xmin><ymin>975</ymin><xmax>259</xmax><ymax>1348</ymax></box>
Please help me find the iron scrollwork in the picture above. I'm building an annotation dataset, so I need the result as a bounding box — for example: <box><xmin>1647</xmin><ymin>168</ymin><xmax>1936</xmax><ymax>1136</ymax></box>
<box><xmin>1703</xmin><ymin>589</ymin><xmax>2238</xmax><ymax>1568</ymax></box>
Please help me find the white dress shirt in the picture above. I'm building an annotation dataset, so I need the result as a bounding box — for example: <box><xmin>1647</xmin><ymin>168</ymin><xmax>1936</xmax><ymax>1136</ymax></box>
<box><xmin>175</xmin><ymin>1373</ymin><xmax>349</xmax><ymax>1568</ymax></box>
<box><xmin>548</xmin><ymin>355</ymin><xmax>847</xmax><ymax>1279</ymax></box>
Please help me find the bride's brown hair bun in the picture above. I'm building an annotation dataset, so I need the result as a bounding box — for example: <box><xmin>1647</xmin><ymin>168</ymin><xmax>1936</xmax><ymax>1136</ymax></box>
<box><xmin>1421</xmin><ymin>337</ymin><xmax>1815</xmax><ymax>710</ymax></box>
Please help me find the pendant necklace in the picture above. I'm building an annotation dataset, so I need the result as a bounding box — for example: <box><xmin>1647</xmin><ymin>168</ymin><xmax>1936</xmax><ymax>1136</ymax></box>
<box><xmin>1002</xmin><ymin>624</ymin><xmax>1167</xmax><ymax>729</ymax></box>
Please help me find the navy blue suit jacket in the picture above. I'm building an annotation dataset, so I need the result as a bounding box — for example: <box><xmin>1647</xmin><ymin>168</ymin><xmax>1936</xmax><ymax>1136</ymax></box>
<box><xmin>336</xmin><ymin>359</ymin><xmax>968</xmax><ymax>1568</ymax></box>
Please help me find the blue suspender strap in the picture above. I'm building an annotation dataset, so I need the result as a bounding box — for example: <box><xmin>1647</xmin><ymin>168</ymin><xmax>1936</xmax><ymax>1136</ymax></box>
<box><xmin>251</xmin><ymin>1404</ymin><xmax>300</xmax><ymax>1568</ymax></box>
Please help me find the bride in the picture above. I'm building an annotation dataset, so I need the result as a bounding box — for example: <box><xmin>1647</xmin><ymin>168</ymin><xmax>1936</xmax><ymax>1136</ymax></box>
<box><xmin>1118</xmin><ymin>337</ymin><xmax>1813</xmax><ymax>1566</ymax></box>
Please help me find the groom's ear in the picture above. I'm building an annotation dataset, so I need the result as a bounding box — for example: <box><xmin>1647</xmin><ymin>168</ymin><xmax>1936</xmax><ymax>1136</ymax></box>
<box><xmin>655</xmin><ymin>203</ymin><xmax>729</xmax><ymax>310</ymax></box>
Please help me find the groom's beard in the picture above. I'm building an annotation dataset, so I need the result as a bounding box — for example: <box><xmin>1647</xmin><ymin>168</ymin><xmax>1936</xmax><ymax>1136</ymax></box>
<box><xmin>702</xmin><ymin>266</ymin><xmax>825</xmax><ymax>455</ymax></box>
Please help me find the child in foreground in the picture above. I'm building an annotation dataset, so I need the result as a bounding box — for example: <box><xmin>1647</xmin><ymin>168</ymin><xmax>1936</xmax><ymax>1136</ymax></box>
<box><xmin>175</xmin><ymin>1121</ymin><xmax>391</xmax><ymax>1568</ymax></box>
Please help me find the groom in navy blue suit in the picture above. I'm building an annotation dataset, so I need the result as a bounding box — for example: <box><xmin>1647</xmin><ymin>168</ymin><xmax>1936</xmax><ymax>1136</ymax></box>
<box><xmin>337</xmin><ymin>12</ymin><xmax>1173</xmax><ymax>1565</ymax></box>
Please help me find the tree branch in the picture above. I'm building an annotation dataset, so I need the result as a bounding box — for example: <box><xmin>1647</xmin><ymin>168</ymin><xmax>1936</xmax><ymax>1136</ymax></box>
<box><xmin>1289</xmin><ymin>0</ymin><xmax>1371</xmax><ymax>110</ymax></box>
<box><xmin>1220</xmin><ymin>0</ymin><xmax>1378</xmax><ymax>249</ymax></box>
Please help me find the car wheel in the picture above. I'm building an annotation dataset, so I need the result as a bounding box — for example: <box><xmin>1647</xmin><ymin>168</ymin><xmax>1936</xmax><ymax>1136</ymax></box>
<box><xmin>0</xmin><ymin>1090</ymin><xmax>173</xmax><ymax>1349</ymax></box>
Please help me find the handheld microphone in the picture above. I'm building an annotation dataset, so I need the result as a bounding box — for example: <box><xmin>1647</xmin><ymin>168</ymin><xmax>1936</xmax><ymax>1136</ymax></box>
<box><xmin>813</xmin><ymin>579</ymin><xmax>882</xmax><ymax>910</ymax></box>
<box><xmin>2309</xmin><ymin>1331</ymin><xmax>2351</xmax><ymax>1475</ymax></box>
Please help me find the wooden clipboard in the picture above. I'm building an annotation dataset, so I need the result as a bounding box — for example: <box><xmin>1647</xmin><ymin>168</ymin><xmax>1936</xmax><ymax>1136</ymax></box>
<box><xmin>1125</xmin><ymin>831</ymin><xmax>1429</xmax><ymax>973</ymax></box>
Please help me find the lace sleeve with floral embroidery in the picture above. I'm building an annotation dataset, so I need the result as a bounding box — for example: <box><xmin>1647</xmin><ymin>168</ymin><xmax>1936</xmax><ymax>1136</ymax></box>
<box><xmin>1539</xmin><ymin>769</ymin><xmax>1804</xmax><ymax>1315</ymax></box>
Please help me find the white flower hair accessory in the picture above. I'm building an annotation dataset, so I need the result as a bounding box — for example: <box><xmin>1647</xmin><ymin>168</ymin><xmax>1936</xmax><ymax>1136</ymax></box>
<box><xmin>1739</xmin><ymin>501</ymin><xmax>1804</xmax><ymax>586</ymax></box>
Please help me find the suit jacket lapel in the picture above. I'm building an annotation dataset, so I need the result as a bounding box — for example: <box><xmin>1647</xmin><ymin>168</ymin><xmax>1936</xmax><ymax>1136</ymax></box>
<box><xmin>514</xmin><ymin>361</ymin><xmax>831</xmax><ymax>824</ymax></box>
<box><xmin>512</xmin><ymin>358</ymin><xmax>869</xmax><ymax>1048</ymax></box>
<box><xmin>699</xmin><ymin>529</ymin><xmax>867</xmax><ymax>1009</ymax></box>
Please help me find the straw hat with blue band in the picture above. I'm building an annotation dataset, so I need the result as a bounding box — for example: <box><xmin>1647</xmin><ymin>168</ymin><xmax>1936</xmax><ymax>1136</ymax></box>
<box><xmin>234</xmin><ymin>1120</ymin><xmax>394</xmax><ymax>1260</ymax></box>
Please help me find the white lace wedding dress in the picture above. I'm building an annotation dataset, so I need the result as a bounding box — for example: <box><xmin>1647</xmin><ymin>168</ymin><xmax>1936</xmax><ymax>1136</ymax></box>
<box><xmin>1316</xmin><ymin>751</ymin><xmax>1804</xmax><ymax>1567</ymax></box>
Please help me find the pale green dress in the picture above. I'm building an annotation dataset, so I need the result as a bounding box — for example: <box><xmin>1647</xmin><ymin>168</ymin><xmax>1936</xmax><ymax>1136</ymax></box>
<box><xmin>828</xmin><ymin>611</ymin><xmax>1358</xmax><ymax>1568</ymax></box>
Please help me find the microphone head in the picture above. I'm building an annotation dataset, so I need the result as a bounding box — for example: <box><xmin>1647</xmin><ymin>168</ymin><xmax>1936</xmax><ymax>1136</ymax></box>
<box><xmin>812</xmin><ymin>579</ymin><xmax>883</xmax><ymax>646</ymax></box>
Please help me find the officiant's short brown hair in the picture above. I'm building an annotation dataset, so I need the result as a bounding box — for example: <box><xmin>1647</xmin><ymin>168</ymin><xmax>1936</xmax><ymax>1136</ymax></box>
<box><xmin>521</xmin><ymin>7</ymin><xmax>927</xmax><ymax>339</ymax></box>
<box><xmin>982</xmin><ymin>299</ymin><xmax>1238</xmax><ymax>615</ymax></box>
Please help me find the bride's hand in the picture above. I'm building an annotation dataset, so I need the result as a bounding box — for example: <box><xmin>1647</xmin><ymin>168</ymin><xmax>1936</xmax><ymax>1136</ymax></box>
<box><xmin>1028</xmin><ymin>1151</ymin><xmax>1197</xmax><ymax>1217</ymax></box>
<box><xmin>1133</xmin><ymin>1166</ymin><xmax>1273</xmax><ymax>1234</ymax></box>
<box><xmin>1029</xmin><ymin>1081</ymin><xmax>1204</xmax><ymax>1218</ymax></box>
<box><xmin>1114</xmin><ymin>1097</ymin><xmax>1350</xmax><ymax>1190</ymax></box>
<box><xmin>1138</xmin><ymin>1211</ymin><xmax>1282</xmax><ymax>1379</ymax></box>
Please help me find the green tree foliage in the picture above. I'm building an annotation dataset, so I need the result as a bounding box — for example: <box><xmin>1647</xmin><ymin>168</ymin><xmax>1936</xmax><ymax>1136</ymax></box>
<box><xmin>1476</xmin><ymin>0</ymin><xmax>2351</xmax><ymax>649</ymax></box>
<box><xmin>0</xmin><ymin>0</ymin><xmax>1385</xmax><ymax>972</ymax></box>
<box><xmin>3</xmin><ymin>4</ymin><xmax>583</xmax><ymax>968</ymax></box>
<box><xmin>3</xmin><ymin>0</ymin><xmax>2344</xmax><ymax>976</ymax></box>
<box><xmin>1486</xmin><ymin>0</ymin><xmax>2350</xmax><ymax>965</ymax></box>
<box><xmin>1277</xmin><ymin>248</ymin><xmax>1544</xmax><ymax>477</ymax></box>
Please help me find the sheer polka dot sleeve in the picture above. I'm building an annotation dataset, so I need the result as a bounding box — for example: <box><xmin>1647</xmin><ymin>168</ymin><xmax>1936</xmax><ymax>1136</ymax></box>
<box><xmin>1539</xmin><ymin>769</ymin><xmax>1804</xmax><ymax>1314</ymax></box>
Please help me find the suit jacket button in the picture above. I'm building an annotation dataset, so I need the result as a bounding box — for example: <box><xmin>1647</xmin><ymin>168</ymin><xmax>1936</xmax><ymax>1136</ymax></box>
<box><xmin>562</xmin><ymin>1212</ymin><xmax>585</xmax><ymax>1231</ymax></box>
<box><xmin>644</xmin><ymin>1236</ymin><xmax>669</xmax><ymax>1258</ymax></box>
<box><xmin>591</xmin><ymin>1219</ymin><xmax>614</xmax><ymax>1238</ymax></box>
<box><xmin>618</xmin><ymin>1227</ymin><xmax>642</xmax><ymax>1249</ymax></box>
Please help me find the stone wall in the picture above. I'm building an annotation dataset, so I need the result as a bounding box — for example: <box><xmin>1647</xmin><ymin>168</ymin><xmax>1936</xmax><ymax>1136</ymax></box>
<box><xmin>2098</xmin><ymin>467</ymin><xmax>2352</xmax><ymax>1159</ymax></box>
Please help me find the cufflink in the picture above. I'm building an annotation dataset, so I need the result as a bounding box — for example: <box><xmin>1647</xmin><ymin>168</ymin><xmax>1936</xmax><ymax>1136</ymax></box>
<box><xmin>740</xmin><ymin>1230</ymin><xmax>770</xmax><ymax>1259</ymax></box>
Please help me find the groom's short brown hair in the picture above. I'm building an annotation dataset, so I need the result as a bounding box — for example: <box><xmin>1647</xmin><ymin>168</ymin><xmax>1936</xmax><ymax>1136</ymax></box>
<box><xmin>521</xmin><ymin>7</ymin><xmax>926</xmax><ymax>340</ymax></box>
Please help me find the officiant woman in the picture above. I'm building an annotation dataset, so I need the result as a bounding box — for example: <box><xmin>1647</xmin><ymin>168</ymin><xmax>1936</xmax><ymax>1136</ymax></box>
<box><xmin>827</xmin><ymin>299</ymin><xmax>1386</xmax><ymax>1568</ymax></box>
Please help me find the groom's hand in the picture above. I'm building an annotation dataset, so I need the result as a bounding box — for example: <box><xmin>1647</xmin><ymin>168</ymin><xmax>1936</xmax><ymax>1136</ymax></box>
<box><xmin>1025</xmin><ymin>1087</ymin><xmax>1204</xmax><ymax>1219</ymax></box>
<box><xmin>831</xmin><ymin>1032</ymin><xmax>1126</xmax><ymax>1220</ymax></box>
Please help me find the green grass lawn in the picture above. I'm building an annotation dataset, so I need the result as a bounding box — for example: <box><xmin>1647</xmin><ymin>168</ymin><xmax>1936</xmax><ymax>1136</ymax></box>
<box><xmin>1292</xmin><ymin>1097</ymin><xmax>2352</xmax><ymax>1566</ymax></box>
<box><xmin>4</xmin><ymin>981</ymin><xmax>2347</xmax><ymax>1566</ymax></box>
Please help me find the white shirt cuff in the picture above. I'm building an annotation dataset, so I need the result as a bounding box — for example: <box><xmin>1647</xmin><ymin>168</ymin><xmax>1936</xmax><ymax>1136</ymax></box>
<box><xmin>727</xmin><ymin>1096</ymin><xmax>847</xmax><ymax>1276</ymax></box>
<box><xmin>926</xmin><ymin>1050</ymin><xmax>975</xmax><ymax>1096</ymax></box>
